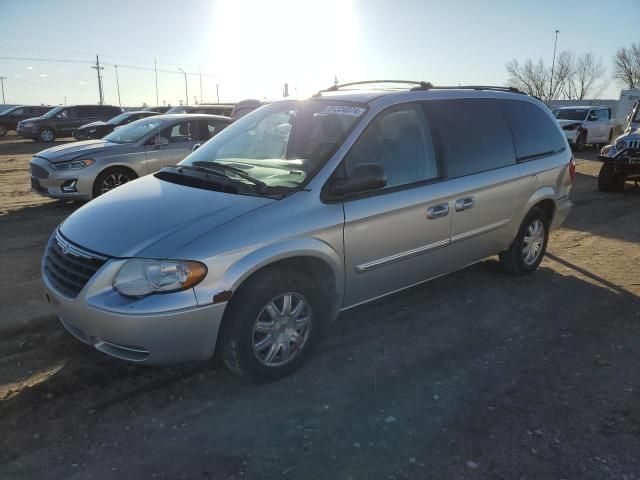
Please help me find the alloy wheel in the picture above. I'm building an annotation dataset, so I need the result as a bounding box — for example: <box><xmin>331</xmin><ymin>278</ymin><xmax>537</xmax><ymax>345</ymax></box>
<box><xmin>522</xmin><ymin>219</ymin><xmax>545</xmax><ymax>266</ymax></box>
<box><xmin>251</xmin><ymin>292</ymin><xmax>313</xmax><ymax>367</ymax></box>
<box><xmin>40</xmin><ymin>129</ymin><xmax>54</xmax><ymax>142</ymax></box>
<box><xmin>100</xmin><ymin>172</ymin><xmax>131</xmax><ymax>194</ymax></box>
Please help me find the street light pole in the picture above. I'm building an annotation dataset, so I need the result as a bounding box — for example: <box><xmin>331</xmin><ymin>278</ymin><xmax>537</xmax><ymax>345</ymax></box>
<box><xmin>0</xmin><ymin>76</ymin><xmax>6</xmax><ymax>104</ymax></box>
<box><xmin>199</xmin><ymin>66</ymin><xmax>203</xmax><ymax>104</ymax></box>
<box><xmin>178</xmin><ymin>68</ymin><xmax>188</xmax><ymax>106</ymax></box>
<box><xmin>114</xmin><ymin>65</ymin><xmax>122</xmax><ymax>107</ymax></box>
<box><xmin>549</xmin><ymin>29</ymin><xmax>560</xmax><ymax>101</ymax></box>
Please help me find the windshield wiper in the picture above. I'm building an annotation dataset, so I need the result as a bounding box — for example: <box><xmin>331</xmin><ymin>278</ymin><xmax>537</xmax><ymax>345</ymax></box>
<box><xmin>191</xmin><ymin>161</ymin><xmax>268</xmax><ymax>193</ymax></box>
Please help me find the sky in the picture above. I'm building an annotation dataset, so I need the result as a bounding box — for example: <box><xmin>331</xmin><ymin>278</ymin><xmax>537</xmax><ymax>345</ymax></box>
<box><xmin>0</xmin><ymin>0</ymin><xmax>638</xmax><ymax>107</ymax></box>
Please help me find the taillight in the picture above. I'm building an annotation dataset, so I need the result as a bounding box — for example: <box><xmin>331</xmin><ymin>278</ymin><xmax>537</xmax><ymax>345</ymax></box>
<box><xmin>569</xmin><ymin>156</ymin><xmax>576</xmax><ymax>182</ymax></box>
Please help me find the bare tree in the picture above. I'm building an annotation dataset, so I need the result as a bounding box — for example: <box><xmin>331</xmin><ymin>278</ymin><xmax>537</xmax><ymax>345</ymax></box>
<box><xmin>507</xmin><ymin>50</ymin><xmax>606</xmax><ymax>101</ymax></box>
<box><xmin>562</xmin><ymin>52</ymin><xmax>606</xmax><ymax>100</ymax></box>
<box><xmin>506</xmin><ymin>58</ymin><xmax>548</xmax><ymax>99</ymax></box>
<box><xmin>612</xmin><ymin>42</ymin><xmax>640</xmax><ymax>89</ymax></box>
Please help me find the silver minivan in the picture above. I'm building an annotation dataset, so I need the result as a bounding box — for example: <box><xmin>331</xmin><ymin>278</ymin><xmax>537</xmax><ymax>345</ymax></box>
<box><xmin>41</xmin><ymin>82</ymin><xmax>574</xmax><ymax>381</ymax></box>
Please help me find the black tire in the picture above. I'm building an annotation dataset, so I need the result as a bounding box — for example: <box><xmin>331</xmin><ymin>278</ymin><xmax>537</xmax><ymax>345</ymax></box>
<box><xmin>499</xmin><ymin>207</ymin><xmax>549</xmax><ymax>275</ymax></box>
<box><xmin>574</xmin><ymin>130</ymin><xmax>587</xmax><ymax>152</ymax></box>
<box><xmin>219</xmin><ymin>267</ymin><xmax>326</xmax><ymax>381</ymax></box>
<box><xmin>38</xmin><ymin>127</ymin><xmax>56</xmax><ymax>143</ymax></box>
<box><xmin>0</xmin><ymin>124</ymin><xmax>7</xmax><ymax>137</ymax></box>
<box><xmin>92</xmin><ymin>167</ymin><xmax>137</xmax><ymax>198</ymax></box>
<box><xmin>598</xmin><ymin>164</ymin><xmax>625</xmax><ymax>192</ymax></box>
<box><xmin>32</xmin><ymin>138</ymin><xmax>40</xmax><ymax>142</ymax></box>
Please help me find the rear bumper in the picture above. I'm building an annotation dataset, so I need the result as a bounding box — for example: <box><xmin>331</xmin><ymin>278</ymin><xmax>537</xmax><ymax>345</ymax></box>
<box><xmin>550</xmin><ymin>196</ymin><xmax>572</xmax><ymax>231</ymax></box>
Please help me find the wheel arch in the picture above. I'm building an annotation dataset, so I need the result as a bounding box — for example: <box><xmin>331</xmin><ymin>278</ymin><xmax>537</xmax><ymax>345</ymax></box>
<box><xmin>516</xmin><ymin>187</ymin><xmax>557</xmax><ymax>232</ymax></box>
<box><xmin>217</xmin><ymin>239</ymin><xmax>344</xmax><ymax>321</ymax></box>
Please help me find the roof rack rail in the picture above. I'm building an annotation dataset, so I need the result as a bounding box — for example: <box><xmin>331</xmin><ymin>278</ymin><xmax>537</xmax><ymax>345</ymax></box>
<box><xmin>313</xmin><ymin>80</ymin><xmax>527</xmax><ymax>97</ymax></box>
<box><xmin>313</xmin><ymin>80</ymin><xmax>434</xmax><ymax>97</ymax></box>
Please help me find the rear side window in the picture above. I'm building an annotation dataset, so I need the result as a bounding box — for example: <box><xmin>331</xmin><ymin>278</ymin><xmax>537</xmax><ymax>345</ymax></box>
<box><xmin>598</xmin><ymin>108</ymin><xmax>610</xmax><ymax>120</ymax></box>
<box><xmin>503</xmin><ymin>100</ymin><xmax>566</xmax><ymax>161</ymax></box>
<box><xmin>425</xmin><ymin>99</ymin><xmax>515</xmax><ymax>178</ymax></box>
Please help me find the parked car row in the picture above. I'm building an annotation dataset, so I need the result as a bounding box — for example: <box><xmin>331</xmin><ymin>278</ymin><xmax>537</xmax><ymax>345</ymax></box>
<box><xmin>37</xmin><ymin>81</ymin><xmax>575</xmax><ymax>381</ymax></box>
<box><xmin>0</xmin><ymin>105</ymin><xmax>54</xmax><ymax>136</ymax></box>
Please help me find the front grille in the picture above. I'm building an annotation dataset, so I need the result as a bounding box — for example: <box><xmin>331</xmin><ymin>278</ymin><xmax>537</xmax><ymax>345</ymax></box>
<box><xmin>43</xmin><ymin>231</ymin><xmax>108</xmax><ymax>298</ymax></box>
<box><xmin>629</xmin><ymin>139</ymin><xmax>640</xmax><ymax>149</ymax></box>
<box><xmin>30</xmin><ymin>163</ymin><xmax>49</xmax><ymax>179</ymax></box>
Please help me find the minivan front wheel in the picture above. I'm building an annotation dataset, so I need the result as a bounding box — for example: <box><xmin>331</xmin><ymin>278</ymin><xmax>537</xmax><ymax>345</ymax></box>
<box><xmin>219</xmin><ymin>267</ymin><xmax>324</xmax><ymax>381</ymax></box>
<box><xmin>38</xmin><ymin>127</ymin><xmax>56</xmax><ymax>143</ymax></box>
<box><xmin>499</xmin><ymin>207</ymin><xmax>549</xmax><ymax>274</ymax></box>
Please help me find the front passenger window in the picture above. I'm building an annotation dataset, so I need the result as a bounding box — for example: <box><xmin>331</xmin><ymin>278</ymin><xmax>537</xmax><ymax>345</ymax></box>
<box><xmin>159</xmin><ymin>121</ymin><xmax>199</xmax><ymax>143</ymax></box>
<box><xmin>344</xmin><ymin>104</ymin><xmax>439</xmax><ymax>188</ymax></box>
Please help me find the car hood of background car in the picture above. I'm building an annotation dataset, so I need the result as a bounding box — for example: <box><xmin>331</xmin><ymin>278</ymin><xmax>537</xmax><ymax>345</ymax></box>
<box><xmin>59</xmin><ymin>175</ymin><xmax>276</xmax><ymax>258</ymax></box>
<box><xmin>78</xmin><ymin>121</ymin><xmax>108</xmax><ymax>129</ymax></box>
<box><xmin>556</xmin><ymin>119</ymin><xmax>582</xmax><ymax>128</ymax></box>
<box><xmin>35</xmin><ymin>140</ymin><xmax>125</xmax><ymax>163</ymax></box>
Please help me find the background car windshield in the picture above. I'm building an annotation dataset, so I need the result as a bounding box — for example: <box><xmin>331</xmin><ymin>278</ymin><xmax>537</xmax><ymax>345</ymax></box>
<box><xmin>633</xmin><ymin>108</ymin><xmax>640</xmax><ymax>123</ymax></box>
<box><xmin>103</xmin><ymin>118</ymin><xmax>163</xmax><ymax>143</ymax></box>
<box><xmin>41</xmin><ymin>106</ymin><xmax>65</xmax><ymax>118</ymax></box>
<box><xmin>106</xmin><ymin>112</ymin><xmax>131</xmax><ymax>125</ymax></box>
<box><xmin>166</xmin><ymin>106</ymin><xmax>187</xmax><ymax>114</ymax></box>
<box><xmin>554</xmin><ymin>108</ymin><xmax>588</xmax><ymax>121</ymax></box>
<box><xmin>179</xmin><ymin>100</ymin><xmax>366</xmax><ymax>189</ymax></box>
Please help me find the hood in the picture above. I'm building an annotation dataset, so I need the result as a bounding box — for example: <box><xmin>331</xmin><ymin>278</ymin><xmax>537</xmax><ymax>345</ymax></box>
<box><xmin>59</xmin><ymin>175</ymin><xmax>275</xmax><ymax>258</ymax></box>
<box><xmin>556</xmin><ymin>119</ymin><xmax>583</xmax><ymax>128</ymax></box>
<box><xmin>35</xmin><ymin>139</ymin><xmax>121</xmax><ymax>163</ymax></box>
<box><xmin>78</xmin><ymin>121</ymin><xmax>108</xmax><ymax>129</ymax></box>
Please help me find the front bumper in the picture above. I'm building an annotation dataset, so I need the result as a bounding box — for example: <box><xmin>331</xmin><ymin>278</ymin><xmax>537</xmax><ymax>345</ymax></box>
<box><xmin>550</xmin><ymin>196</ymin><xmax>572</xmax><ymax>231</ymax></box>
<box><xmin>43</xmin><ymin>254</ymin><xmax>227</xmax><ymax>365</ymax></box>
<box><xmin>17</xmin><ymin>126</ymin><xmax>37</xmax><ymax>138</ymax></box>
<box><xmin>29</xmin><ymin>156</ymin><xmax>94</xmax><ymax>200</ymax></box>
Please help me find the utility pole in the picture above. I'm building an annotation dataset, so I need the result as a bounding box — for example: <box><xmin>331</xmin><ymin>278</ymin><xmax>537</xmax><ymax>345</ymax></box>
<box><xmin>178</xmin><ymin>68</ymin><xmax>188</xmax><ymax>105</ymax></box>
<box><xmin>283</xmin><ymin>82</ymin><xmax>289</xmax><ymax>97</ymax></box>
<box><xmin>334</xmin><ymin>75</ymin><xmax>338</xmax><ymax>87</ymax></box>
<box><xmin>549</xmin><ymin>29</ymin><xmax>560</xmax><ymax>101</ymax></box>
<box><xmin>63</xmin><ymin>96</ymin><xmax>67</xmax><ymax>106</ymax></box>
<box><xmin>91</xmin><ymin>54</ymin><xmax>105</xmax><ymax>105</ymax></box>
<box><xmin>199</xmin><ymin>66</ymin><xmax>203</xmax><ymax>104</ymax></box>
<box><xmin>114</xmin><ymin>65</ymin><xmax>122</xmax><ymax>107</ymax></box>
<box><xmin>216</xmin><ymin>84</ymin><xmax>219</xmax><ymax>103</ymax></box>
<box><xmin>0</xmin><ymin>76</ymin><xmax>6</xmax><ymax>104</ymax></box>
<box><xmin>154</xmin><ymin>59</ymin><xmax>159</xmax><ymax>111</ymax></box>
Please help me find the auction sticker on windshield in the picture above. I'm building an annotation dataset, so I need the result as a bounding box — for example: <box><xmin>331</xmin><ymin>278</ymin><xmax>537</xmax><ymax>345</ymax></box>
<box><xmin>320</xmin><ymin>105</ymin><xmax>366</xmax><ymax>116</ymax></box>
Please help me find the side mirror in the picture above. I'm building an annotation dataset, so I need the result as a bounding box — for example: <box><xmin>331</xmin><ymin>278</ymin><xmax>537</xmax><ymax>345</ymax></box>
<box><xmin>331</xmin><ymin>163</ymin><xmax>387</xmax><ymax>196</ymax></box>
<box><xmin>153</xmin><ymin>136</ymin><xmax>169</xmax><ymax>146</ymax></box>
<box><xmin>192</xmin><ymin>143</ymin><xmax>201</xmax><ymax>152</ymax></box>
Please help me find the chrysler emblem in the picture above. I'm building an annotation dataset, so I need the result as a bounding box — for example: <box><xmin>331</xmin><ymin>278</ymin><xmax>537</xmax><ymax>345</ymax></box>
<box><xmin>61</xmin><ymin>241</ymin><xmax>70</xmax><ymax>255</ymax></box>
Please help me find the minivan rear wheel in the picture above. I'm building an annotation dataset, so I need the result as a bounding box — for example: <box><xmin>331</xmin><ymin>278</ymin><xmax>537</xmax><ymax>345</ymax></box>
<box><xmin>499</xmin><ymin>207</ymin><xmax>549</xmax><ymax>275</ymax></box>
<box><xmin>219</xmin><ymin>267</ymin><xmax>324</xmax><ymax>381</ymax></box>
<box><xmin>38</xmin><ymin>127</ymin><xmax>56</xmax><ymax>143</ymax></box>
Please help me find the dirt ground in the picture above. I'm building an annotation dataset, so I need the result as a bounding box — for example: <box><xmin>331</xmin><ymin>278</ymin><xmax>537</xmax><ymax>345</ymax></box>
<box><xmin>0</xmin><ymin>134</ymin><xmax>639</xmax><ymax>480</ymax></box>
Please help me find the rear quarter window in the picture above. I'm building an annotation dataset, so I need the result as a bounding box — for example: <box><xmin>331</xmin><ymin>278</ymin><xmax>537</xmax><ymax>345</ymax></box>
<box><xmin>503</xmin><ymin>100</ymin><xmax>566</xmax><ymax>161</ymax></box>
<box><xmin>424</xmin><ymin>98</ymin><xmax>516</xmax><ymax>178</ymax></box>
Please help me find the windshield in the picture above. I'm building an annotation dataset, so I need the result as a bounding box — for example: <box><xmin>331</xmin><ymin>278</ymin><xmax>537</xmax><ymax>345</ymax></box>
<box><xmin>103</xmin><ymin>117</ymin><xmax>163</xmax><ymax>144</ymax></box>
<box><xmin>106</xmin><ymin>112</ymin><xmax>132</xmax><ymax>125</ymax></box>
<box><xmin>166</xmin><ymin>106</ymin><xmax>187</xmax><ymax>114</ymax></box>
<box><xmin>554</xmin><ymin>108</ymin><xmax>588</xmax><ymax>121</ymax></box>
<box><xmin>0</xmin><ymin>106</ymin><xmax>19</xmax><ymax>116</ymax></box>
<box><xmin>41</xmin><ymin>106</ymin><xmax>65</xmax><ymax>119</ymax></box>
<box><xmin>179</xmin><ymin>100</ymin><xmax>366</xmax><ymax>190</ymax></box>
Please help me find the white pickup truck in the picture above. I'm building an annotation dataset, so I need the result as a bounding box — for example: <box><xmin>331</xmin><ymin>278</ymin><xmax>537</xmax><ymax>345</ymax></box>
<box><xmin>553</xmin><ymin>106</ymin><xmax>614</xmax><ymax>151</ymax></box>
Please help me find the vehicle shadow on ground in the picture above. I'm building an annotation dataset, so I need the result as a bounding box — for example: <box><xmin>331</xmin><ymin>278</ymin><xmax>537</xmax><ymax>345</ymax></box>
<box><xmin>2</xmin><ymin>256</ymin><xmax>640</xmax><ymax>480</ymax></box>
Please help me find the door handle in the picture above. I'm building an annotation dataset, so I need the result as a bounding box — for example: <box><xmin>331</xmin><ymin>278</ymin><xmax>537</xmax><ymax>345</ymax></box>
<box><xmin>455</xmin><ymin>197</ymin><xmax>476</xmax><ymax>212</ymax></box>
<box><xmin>426</xmin><ymin>203</ymin><xmax>450</xmax><ymax>219</ymax></box>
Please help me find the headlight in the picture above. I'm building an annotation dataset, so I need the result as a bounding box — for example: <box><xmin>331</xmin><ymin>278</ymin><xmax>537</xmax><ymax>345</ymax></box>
<box><xmin>113</xmin><ymin>258</ymin><xmax>207</xmax><ymax>297</ymax></box>
<box><xmin>562</xmin><ymin>123</ymin><xmax>580</xmax><ymax>131</ymax></box>
<box><xmin>601</xmin><ymin>145</ymin><xmax>612</xmax><ymax>156</ymax></box>
<box><xmin>50</xmin><ymin>159</ymin><xmax>95</xmax><ymax>170</ymax></box>
<box><xmin>22</xmin><ymin>122</ymin><xmax>33</xmax><ymax>128</ymax></box>
<box><xmin>615</xmin><ymin>140</ymin><xmax>627</xmax><ymax>151</ymax></box>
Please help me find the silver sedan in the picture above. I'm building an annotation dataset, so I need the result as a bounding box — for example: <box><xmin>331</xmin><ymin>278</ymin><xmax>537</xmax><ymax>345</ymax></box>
<box><xmin>29</xmin><ymin>114</ymin><xmax>231</xmax><ymax>200</ymax></box>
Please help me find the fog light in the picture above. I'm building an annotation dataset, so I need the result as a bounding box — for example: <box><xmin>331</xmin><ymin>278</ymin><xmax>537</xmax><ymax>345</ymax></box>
<box><xmin>61</xmin><ymin>179</ymin><xmax>78</xmax><ymax>193</ymax></box>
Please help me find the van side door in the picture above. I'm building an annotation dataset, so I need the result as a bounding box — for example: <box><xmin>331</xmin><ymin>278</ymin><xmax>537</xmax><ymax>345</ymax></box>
<box><xmin>424</xmin><ymin>98</ymin><xmax>520</xmax><ymax>267</ymax></box>
<box><xmin>340</xmin><ymin>102</ymin><xmax>453</xmax><ymax>306</ymax></box>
